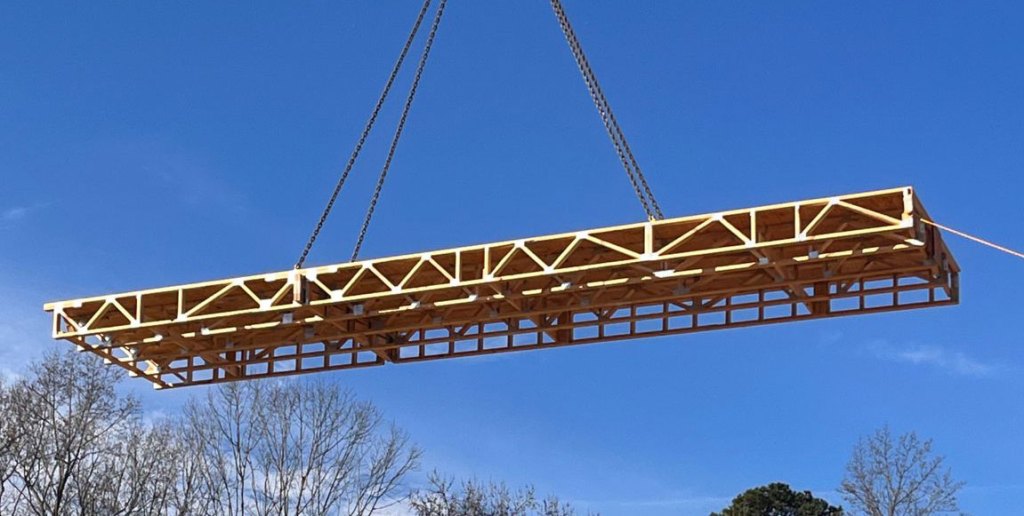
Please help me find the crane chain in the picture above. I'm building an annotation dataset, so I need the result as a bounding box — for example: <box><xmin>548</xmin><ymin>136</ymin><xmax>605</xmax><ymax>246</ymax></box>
<box><xmin>549</xmin><ymin>0</ymin><xmax>664</xmax><ymax>220</ymax></box>
<box><xmin>300</xmin><ymin>0</ymin><xmax>661</xmax><ymax>268</ymax></box>
<box><xmin>294</xmin><ymin>0</ymin><xmax>434</xmax><ymax>269</ymax></box>
<box><xmin>350</xmin><ymin>0</ymin><xmax>447</xmax><ymax>261</ymax></box>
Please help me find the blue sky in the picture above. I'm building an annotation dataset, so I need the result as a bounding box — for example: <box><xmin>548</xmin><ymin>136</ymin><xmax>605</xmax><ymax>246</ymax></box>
<box><xmin>2</xmin><ymin>1</ymin><xmax>1023</xmax><ymax>513</ymax></box>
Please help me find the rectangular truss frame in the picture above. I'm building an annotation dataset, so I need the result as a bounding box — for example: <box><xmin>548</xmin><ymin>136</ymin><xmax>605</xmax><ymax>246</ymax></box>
<box><xmin>44</xmin><ymin>186</ymin><xmax>959</xmax><ymax>388</ymax></box>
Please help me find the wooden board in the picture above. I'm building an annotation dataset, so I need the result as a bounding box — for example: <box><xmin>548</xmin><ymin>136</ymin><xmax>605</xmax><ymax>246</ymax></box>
<box><xmin>44</xmin><ymin>186</ymin><xmax>959</xmax><ymax>388</ymax></box>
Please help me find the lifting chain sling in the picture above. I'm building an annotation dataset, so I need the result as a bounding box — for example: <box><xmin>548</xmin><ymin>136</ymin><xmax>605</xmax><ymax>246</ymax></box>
<box><xmin>297</xmin><ymin>0</ymin><xmax>662</xmax><ymax>268</ymax></box>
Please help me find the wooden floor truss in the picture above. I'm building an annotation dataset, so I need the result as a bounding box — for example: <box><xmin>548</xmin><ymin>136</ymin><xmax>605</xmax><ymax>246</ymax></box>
<box><xmin>45</xmin><ymin>187</ymin><xmax>959</xmax><ymax>388</ymax></box>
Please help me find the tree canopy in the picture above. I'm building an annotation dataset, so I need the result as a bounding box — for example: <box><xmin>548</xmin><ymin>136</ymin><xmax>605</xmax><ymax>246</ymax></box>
<box><xmin>712</xmin><ymin>482</ymin><xmax>843</xmax><ymax>516</ymax></box>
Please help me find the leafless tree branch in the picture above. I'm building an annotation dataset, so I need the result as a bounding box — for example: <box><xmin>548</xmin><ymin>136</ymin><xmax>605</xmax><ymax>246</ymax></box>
<box><xmin>839</xmin><ymin>426</ymin><xmax>964</xmax><ymax>516</ymax></box>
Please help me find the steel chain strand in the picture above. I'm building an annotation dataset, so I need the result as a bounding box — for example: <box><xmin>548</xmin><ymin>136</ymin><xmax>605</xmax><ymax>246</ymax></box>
<box><xmin>294</xmin><ymin>0</ymin><xmax>433</xmax><ymax>269</ymax></box>
<box><xmin>583</xmin><ymin>59</ymin><xmax>664</xmax><ymax>219</ymax></box>
<box><xmin>567</xmin><ymin>18</ymin><xmax>663</xmax><ymax>220</ymax></box>
<box><xmin>549</xmin><ymin>0</ymin><xmax>664</xmax><ymax>219</ymax></box>
<box><xmin>351</xmin><ymin>0</ymin><xmax>447</xmax><ymax>261</ymax></box>
<box><xmin>567</xmin><ymin>18</ymin><xmax>663</xmax><ymax>219</ymax></box>
<box><xmin>574</xmin><ymin>43</ymin><xmax>663</xmax><ymax>219</ymax></box>
<box><xmin>551</xmin><ymin>9</ymin><xmax>647</xmax><ymax>214</ymax></box>
<box><xmin>551</xmin><ymin>1</ymin><xmax>652</xmax><ymax>219</ymax></box>
<box><xmin>581</xmin><ymin>53</ymin><xmax>656</xmax><ymax>219</ymax></box>
<box><xmin>551</xmin><ymin>1</ymin><xmax>650</xmax><ymax>217</ymax></box>
<box><xmin>607</xmin><ymin>110</ymin><xmax>664</xmax><ymax>219</ymax></box>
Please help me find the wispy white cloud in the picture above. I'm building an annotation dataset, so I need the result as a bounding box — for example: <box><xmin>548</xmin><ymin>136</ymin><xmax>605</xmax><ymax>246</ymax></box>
<box><xmin>3</xmin><ymin>206</ymin><xmax>28</xmax><ymax>220</ymax></box>
<box><xmin>72</xmin><ymin>138</ymin><xmax>249</xmax><ymax>219</ymax></box>
<box><xmin>106</xmin><ymin>139</ymin><xmax>248</xmax><ymax>214</ymax></box>
<box><xmin>0</xmin><ymin>308</ymin><xmax>48</xmax><ymax>377</ymax></box>
<box><xmin>0</xmin><ymin>272</ymin><xmax>60</xmax><ymax>377</ymax></box>
<box><xmin>818</xmin><ymin>329</ymin><xmax>844</xmax><ymax>346</ymax></box>
<box><xmin>0</xmin><ymin>367</ymin><xmax>24</xmax><ymax>385</ymax></box>
<box><xmin>1</xmin><ymin>202</ymin><xmax>48</xmax><ymax>225</ymax></box>
<box><xmin>156</xmin><ymin>166</ymin><xmax>248</xmax><ymax>213</ymax></box>
<box><xmin>868</xmin><ymin>342</ymin><xmax>999</xmax><ymax>377</ymax></box>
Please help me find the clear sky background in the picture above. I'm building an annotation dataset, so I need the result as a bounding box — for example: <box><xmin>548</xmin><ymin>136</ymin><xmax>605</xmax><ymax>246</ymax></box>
<box><xmin>2</xmin><ymin>1</ymin><xmax>1023</xmax><ymax>514</ymax></box>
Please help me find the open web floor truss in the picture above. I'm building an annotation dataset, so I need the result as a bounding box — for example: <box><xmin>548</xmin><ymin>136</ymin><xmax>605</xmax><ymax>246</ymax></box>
<box><xmin>45</xmin><ymin>187</ymin><xmax>959</xmax><ymax>388</ymax></box>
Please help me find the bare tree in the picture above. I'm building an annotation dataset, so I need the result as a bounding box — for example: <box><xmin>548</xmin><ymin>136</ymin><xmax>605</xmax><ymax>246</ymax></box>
<box><xmin>3</xmin><ymin>350</ymin><xmax>139</xmax><ymax>515</ymax></box>
<box><xmin>0</xmin><ymin>349</ymin><xmax>178</xmax><ymax>516</ymax></box>
<box><xmin>2</xmin><ymin>351</ymin><xmax>422</xmax><ymax>515</ymax></box>
<box><xmin>68</xmin><ymin>419</ymin><xmax>179</xmax><ymax>516</ymax></box>
<box><xmin>179</xmin><ymin>381</ymin><xmax>261</xmax><ymax>516</ymax></box>
<box><xmin>410</xmin><ymin>471</ymin><xmax>582</xmax><ymax>516</ymax></box>
<box><xmin>168</xmin><ymin>419</ymin><xmax>217</xmax><ymax>516</ymax></box>
<box><xmin>541</xmin><ymin>496</ymin><xmax>578</xmax><ymax>516</ymax></box>
<box><xmin>0</xmin><ymin>375</ymin><xmax>19</xmax><ymax>514</ymax></box>
<box><xmin>839</xmin><ymin>426</ymin><xmax>964</xmax><ymax>516</ymax></box>
<box><xmin>179</xmin><ymin>379</ymin><xmax>421</xmax><ymax>516</ymax></box>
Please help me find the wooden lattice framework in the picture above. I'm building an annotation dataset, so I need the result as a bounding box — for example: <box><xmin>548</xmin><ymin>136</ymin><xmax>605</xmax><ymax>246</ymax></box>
<box><xmin>44</xmin><ymin>186</ymin><xmax>959</xmax><ymax>389</ymax></box>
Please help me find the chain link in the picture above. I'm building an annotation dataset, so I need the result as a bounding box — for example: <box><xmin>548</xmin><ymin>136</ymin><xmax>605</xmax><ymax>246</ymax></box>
<box><xmin>294</xmin><ymin>0</ymin><xmax>434</xmax><ymax>269</ymax></box>
<box><xmin>350</xmin><ymin>0</ymin><xmax>447</xmax><ymax>261</ymax></box>
<box><xmin>549</xmin><ymin>0</ymin><xmax>664</xmax><ymax>220</ymax></box>
<box><xmin>301</xmin><ymin>0</ymin><xmax>661</xmax><ymax>268</ymax></box>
